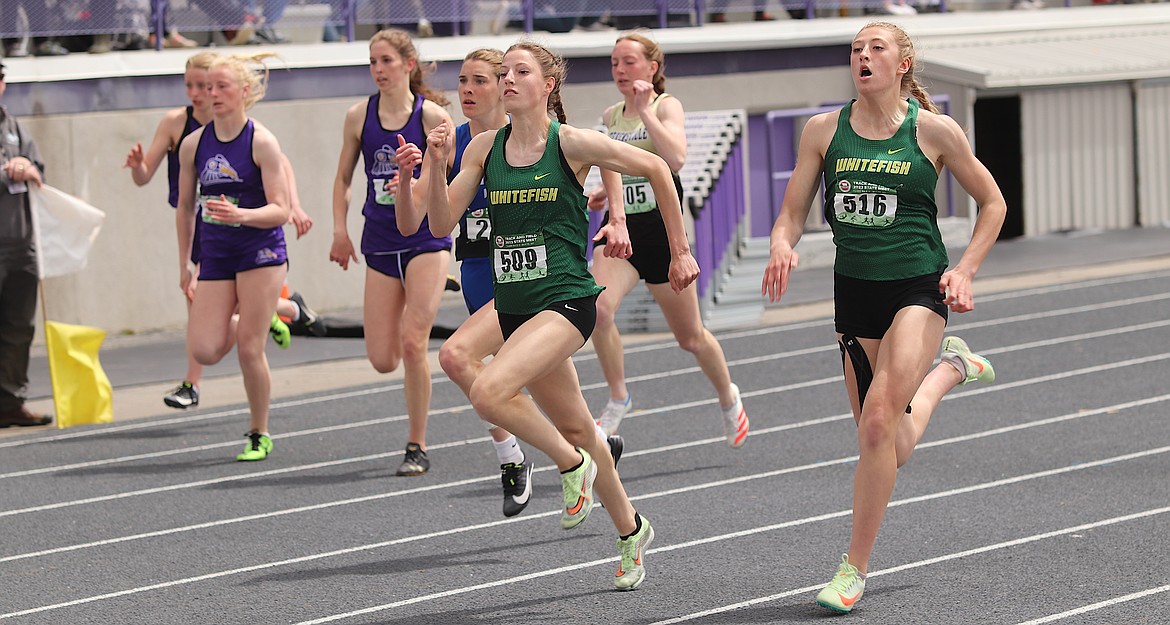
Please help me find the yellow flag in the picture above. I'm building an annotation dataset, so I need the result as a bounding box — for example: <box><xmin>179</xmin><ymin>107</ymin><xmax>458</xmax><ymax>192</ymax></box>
<box><xmin>44</xmin><ymin>321</ymin><xmax>114</xmax><ymax>429</ymax></box>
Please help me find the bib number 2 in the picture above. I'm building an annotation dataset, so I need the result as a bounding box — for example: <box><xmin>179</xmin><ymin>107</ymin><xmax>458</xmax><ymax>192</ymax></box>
<box><xmin>467</xmin><ymin>208</ymin><xmax>491</xmax><ymax>242</ymax></box>
<box><xmin>494</xmin><ymin>233</ymin><xmax>548</xmax><ymax>283</ymax></box>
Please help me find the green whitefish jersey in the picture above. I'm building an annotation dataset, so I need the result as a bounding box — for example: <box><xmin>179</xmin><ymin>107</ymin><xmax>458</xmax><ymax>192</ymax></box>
<box><xmin>485</xmin><ymin>121</ymin><xmax>603</xmax><ymax>315</ymax></box>
<box><xmin>823</xmin><ymin>99</ymin><xmax>948</xmax><ymax>281</ymax></box>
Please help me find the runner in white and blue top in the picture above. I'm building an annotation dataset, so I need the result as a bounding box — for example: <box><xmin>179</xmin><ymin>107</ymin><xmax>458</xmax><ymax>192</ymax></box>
<box><xmin>450</xmin><ymin>120</ymin><xmax>494</xmax><ymax>313</ymax></box>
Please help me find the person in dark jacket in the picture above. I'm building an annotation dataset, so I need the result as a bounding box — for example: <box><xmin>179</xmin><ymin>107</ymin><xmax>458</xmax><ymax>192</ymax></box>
<box><xmin>0</xmin><ymin>61</ymin><xmax>52</xmax><ymax>428</ymax></box>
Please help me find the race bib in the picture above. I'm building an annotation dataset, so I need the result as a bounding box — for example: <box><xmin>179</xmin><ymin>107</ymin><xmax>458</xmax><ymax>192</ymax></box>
<box><xmin>621</xmin><ymin>174</ymin><xmax>657</xmax><ymax>214</ymax></box>
<box><xmin>200</xmin><ymin>194</ymin><xmax>242</xmax><ymax>227</ymax></box>
<box><xmin>373</xmin><ymin>178</ymin><xmax>396</xmax><ymax>206</ymax></box>
<box><xmin>832</xmin><ymin>180</ymin><xmax>898</xmax><ymax>228</ymax></box>
<box><xmin>493</xmin><ymin>232</ymin><xmax>548</xmax><ymax>283</ymax></box>
<box><xmin>466</xmin><ymin>207</ymin><xmax>491</xmax><ymax>241</ymax></box>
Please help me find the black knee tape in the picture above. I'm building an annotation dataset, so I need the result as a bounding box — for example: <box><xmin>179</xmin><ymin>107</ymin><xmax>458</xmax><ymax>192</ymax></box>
<box><xmin>839</xmin><ymin>335</ymin><xmax>873</xmax><ymax>411</ymax></box>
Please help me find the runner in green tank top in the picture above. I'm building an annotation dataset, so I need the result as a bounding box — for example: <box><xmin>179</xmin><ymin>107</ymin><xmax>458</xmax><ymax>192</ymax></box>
<box><xmin>586</xmin><ymin>32</ymin><xmax>749</xmax><ymax>450</ymax></box>
<box><xmin>483</xmin><ymin>118</ymin><xmax>600</xmax><ymax>314</ymax></box>
<box><xmin>393</xmin><ymin>48</ymin><xmax>628</xmax><ymax>520</ymax></box>
<box><xmin>762</xmin><ymin>22</ymin><xmax>1007</xmax><ymax>614</ymax></box>
<box><xmin>406</xmin><ymin>41</ymin><xmax>698</xmax><ymax>592</ymax></box>
<box><xmin>824</xmin><ymin>98</ymin><xmax>948</xmax><ymax>281</ymax></box>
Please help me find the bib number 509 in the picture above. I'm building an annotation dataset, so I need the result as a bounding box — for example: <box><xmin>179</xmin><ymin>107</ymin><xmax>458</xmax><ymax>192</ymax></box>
<box><xmin>494</xmin><ymin>232</ymin><xmax>548</xmax><ymax>283</ymax></box>
<box><xmin>499</xmin><ymin>248</ymin><xmax>540</xmax><ymax>273</ymax></box>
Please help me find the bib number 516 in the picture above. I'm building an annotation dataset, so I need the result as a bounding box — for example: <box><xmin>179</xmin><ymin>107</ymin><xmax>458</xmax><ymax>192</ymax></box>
<box><xmin>834</xmin><ymin>192</ymin><xmax>897</xmax><ymax>227</ymax></box>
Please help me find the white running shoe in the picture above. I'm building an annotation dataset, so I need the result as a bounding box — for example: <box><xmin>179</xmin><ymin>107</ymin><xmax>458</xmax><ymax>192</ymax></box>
<box><xmin>597</xmin><ymin>394</ymin><xmax>632</xmax><ymax>436</ymax></box>
<box><xmin>721</xmin><ymin>383</ymin><xmax>749</xmax><ymax>448</ymax></box>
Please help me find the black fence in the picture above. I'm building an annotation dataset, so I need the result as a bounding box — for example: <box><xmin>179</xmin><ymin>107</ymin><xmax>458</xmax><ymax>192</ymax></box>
<box><xmin>3</xmin><ymin>0</ymin><xmax>1041</xmax><ymax>53</ymax></box>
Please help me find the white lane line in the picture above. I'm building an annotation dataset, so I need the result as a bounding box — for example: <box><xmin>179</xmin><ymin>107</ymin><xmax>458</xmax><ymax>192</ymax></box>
<box><xmin>974</xmin><ymin>268</ymin><xmax>1170</xmax><ymax>304</ymax></box>
<box><xmin>1014</xmin><ymin>585</ymin><xmax>1170</xmax><ymax>624</ymax></box>
<box><xmin>8</xmin><ymin>391</ymin><xmax>1168</xmax><ymax>565</ymax></box>
<box><xmin>292</xmin><ymin>450</ymin><xmax>1170</xmax><ymax>625</ymax></box>
<box><xmin>638</xmin><ymin>298</ymin><xmax>1170</xmax><ymax>386</ymax></box>
<box><xmin>5</xmin><ymin>444</ymin><xmax>1165</xmax><ymax>622</ymax></box>
<box><xmin>0</xmin><ymin>382</ymin><xmax>407</xmax><ymax>450</ymax></box>
<box><xmin>652</xmin><ymin>506</ymin><xmax>1170</xmax><ymax>625</ymax></box>
<box><xmin>0</xmin><ymin>434</ymin><xmax>488</xmax><ymax>519</ymax></box>
<box><xmin>976</xmin><ymin>318</ymin><xmax>1170</xmax><ymax>355</ymax></box>
<box><xmin>0</xmin><ymin>319</ymin><xmax>829</xmax><ymax>452</ymax></box>
<box><xmin>2</xmin><ymin>386</ymin><xmax>1160</xmax><ymax>613</ymax></box>
<box><xmin>3</xmin><ymin>270</ymin><xmax>1164</xmax><ymax>452</ymax></box>
<box><xmin>0</xmin><ymin>399</ymin><xmax>471</xmax><ymax>480</ymax></box>
<box><xmin>952</xmin><ymin>291</ymin><xmax>1170</xmax><ymax>332</ymax></box>
<box><xmin>2</xmin><ymin>342</ymin><xmax>1167</xmax><ymax>520</ymax></box>
<box><xmin>5</xmin><ymin>297</ymin><xmax>1168</xmax><ymax>481</ymax></box>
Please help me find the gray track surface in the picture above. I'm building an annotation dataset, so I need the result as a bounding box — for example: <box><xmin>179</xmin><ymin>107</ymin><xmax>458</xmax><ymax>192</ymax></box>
<box><xmin>3</xmin><ymin>230</ymin><xmax>1170</xmax><ymax>624</ymax></box>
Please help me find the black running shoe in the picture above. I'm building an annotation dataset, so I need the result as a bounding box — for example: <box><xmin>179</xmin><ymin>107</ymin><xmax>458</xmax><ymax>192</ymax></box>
<box><xmin>607</xmin><ymin>434</ymin><xmax>624</xmax><ymax>468</ymax></box>
<box><xmin>163</xmin><ymin>381</ymin><xmax>199</xmax><ymax>409</ymax></box>
<box><xmin>500</xmin><ymin>460</ymin><xmax>533</xmax><ymax>517</ymax></box>
<box><xmin>396</xmin><ymin>443</ymin><xmax>430</xmax><ymax>476</ymax></box>
<box><xmin>289</xmin><ymin>292</ymin><xmax>326</xmax><ymax>337</ymax></box>
<box><xmin>445</xmin><ymin>274</ymin><xmax>461</xmax><ymax>292</ymax></box>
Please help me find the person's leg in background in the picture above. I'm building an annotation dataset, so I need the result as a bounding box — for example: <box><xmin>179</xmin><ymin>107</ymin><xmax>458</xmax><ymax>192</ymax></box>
<box><xmin>255</xmin><ymin>0</ymin><xmax>290</xmax><ymax>43</ymax></box>
<box><xmin>187</xmin><ymin>0</ymin><xmax>257</xmax><ymax>45</ymax></box>
<box><xmin>24</xmin><ymin>0</ymin><xmax>69</xmax><ymax>56</ymax></box>
<box><xmin>0</xmin><ymin>248</ymin><xmax>51</xmax><ymax>427</ymax></box>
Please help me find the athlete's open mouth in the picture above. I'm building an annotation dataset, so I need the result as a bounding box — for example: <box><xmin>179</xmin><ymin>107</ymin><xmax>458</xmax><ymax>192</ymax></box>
<box><xmin>860</xmin><ymin>67</ymin><xmax>872</xmax><ymax>77</ymax></box>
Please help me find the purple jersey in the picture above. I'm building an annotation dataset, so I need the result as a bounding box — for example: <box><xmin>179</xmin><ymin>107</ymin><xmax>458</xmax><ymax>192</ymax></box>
<box><xmin>167</xmin><ymin>106</ymin><xmax>202</xmax><ymax>208</ymax></box>
<box><xmin>359</xmin><ymin>93</ymin><xmax>451</xmax><ymax>255</ymax></box>
<box><xmin>194</xmin><ymin>119</ymin><xmax>285</xmax><ymax>259</ymax></box>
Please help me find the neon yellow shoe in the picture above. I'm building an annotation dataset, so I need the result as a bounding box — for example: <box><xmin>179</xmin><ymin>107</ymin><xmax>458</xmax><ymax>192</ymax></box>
<box><xmin>942</xmin><ymin>336</ymin><xmax>995</xmax><ymax>385</ymax></box>
<box><xmin>614</xmin><ymin>514</ymin><xmax>655</xmax><ymax>591</ymax></box>
<box><xmin>269</xmin><ymin>314</ymin><xmax>291</xmax><ymax>349</ymax></box>
<box><xmin>816</xmin><ymin>554</ymin><xmax>865</xmax><ymax>613</ymax></box>
<box><xmin>560</xmin><ymin>447</ymin><xmax>596</xmax><ymax>529</ymax></box>
<box><xmin>236</xmin><ymin>432</ymin><xmax>273</xmax><ymax>461</ymax></box>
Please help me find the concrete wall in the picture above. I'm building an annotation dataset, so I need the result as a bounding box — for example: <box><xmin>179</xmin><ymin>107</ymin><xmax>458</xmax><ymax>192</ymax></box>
<box><xmin>15</xmin><ymin>5</ymin><xmax>1166</xmax><ymax>340</ymax></box>
<box><xmin>24</xmin><ymin>64</ymin><xmax>855</xmax><ymax>337</ymax></box>
<box><xmin>24</xmin><ymin>98</ymin><xmax>368</xmax><ymax>336</ymax></box>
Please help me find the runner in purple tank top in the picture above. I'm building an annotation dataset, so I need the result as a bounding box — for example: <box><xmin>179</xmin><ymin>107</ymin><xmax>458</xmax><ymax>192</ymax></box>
<box><xmin>126</xmin><ymin>52</ymin><xmax>319</xmax><ymax>413</ymax></box>
<box><xmin>329</xmin><ymin>29</ymin><xmax>454</xmax><ymax>477</ymax></box>
<box><xmin>176</xmin><ymin>52</ymin><xmax>292</xmax><ymax>462</ymax></box>
<box><xmin>124</xmin><ymin>51</ymin><xmax>217</xmax><ymax>412</ymax></box>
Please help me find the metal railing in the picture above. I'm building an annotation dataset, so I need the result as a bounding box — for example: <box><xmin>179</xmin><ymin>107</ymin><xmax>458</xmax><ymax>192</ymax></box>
<box><xmin>0</xmin><ymin>0</ymin><xmax>1002</xmax><ymax>52</ymax></box>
